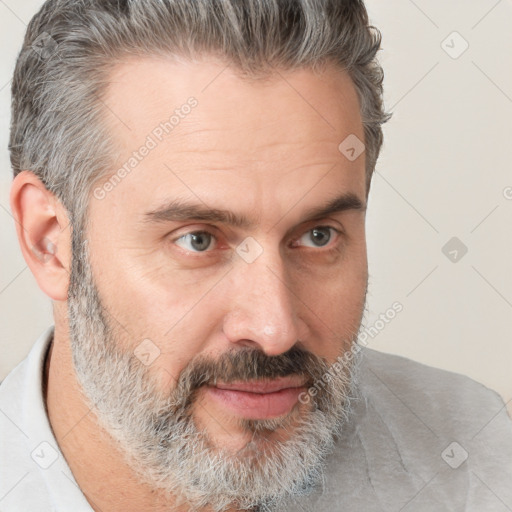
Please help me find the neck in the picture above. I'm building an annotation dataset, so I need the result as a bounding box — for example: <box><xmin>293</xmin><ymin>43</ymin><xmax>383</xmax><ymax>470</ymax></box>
<box><xmin>44</xmin><ymin>327</ymin><xmax>238</xmax><ymax>512</ymax></box>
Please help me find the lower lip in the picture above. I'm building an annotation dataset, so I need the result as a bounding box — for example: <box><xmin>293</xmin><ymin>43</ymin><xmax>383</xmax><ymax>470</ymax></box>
<box><xmin>206</xmin><ymin>386</ymin><xmax>305</xmax><ymax>419</ymax></box>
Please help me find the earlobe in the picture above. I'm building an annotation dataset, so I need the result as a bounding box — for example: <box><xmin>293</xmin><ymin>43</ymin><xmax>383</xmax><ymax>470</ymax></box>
<box><xmin>9</xmin><ymin>171</ymin><xmax>72</xmax><ymax>302</ymax></box>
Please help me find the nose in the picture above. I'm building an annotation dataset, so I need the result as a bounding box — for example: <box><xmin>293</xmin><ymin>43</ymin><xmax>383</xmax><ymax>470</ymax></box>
<box><xmin>222</xmin><ymin>251</ymin><xmax>306</xmax><ymax>356</ymax></box>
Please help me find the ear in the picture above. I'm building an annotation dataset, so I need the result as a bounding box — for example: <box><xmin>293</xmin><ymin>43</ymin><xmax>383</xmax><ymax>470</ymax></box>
<box><xmin>10</xmin><ymin>171</ymin><xmax>72</xmax><ymax>301</ymax></box>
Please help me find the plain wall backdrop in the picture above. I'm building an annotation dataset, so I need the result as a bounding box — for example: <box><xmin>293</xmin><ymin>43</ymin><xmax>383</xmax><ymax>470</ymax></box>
<box><xmin>1</xmin><ymin>0</ymin><xmax>511</xmax><ymax>416</ymax></box>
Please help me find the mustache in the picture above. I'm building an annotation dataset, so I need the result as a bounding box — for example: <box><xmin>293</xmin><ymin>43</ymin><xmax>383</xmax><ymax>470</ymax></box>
<box><xmin>167</xmin><ymin>344</ymin><xmax>331</xmax><ymax>409</ymax></box>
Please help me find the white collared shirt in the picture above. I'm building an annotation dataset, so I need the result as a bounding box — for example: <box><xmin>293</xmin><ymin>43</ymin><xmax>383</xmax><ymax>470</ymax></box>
<box><xmin>0</xmin><ymin>327</ymin><xmax>93</xmax><ymax>511</ymax></box>
<box><xmin>1</xmin><ymin>327</ymin><xmax>512</xmax><ymax>511</ymax></box>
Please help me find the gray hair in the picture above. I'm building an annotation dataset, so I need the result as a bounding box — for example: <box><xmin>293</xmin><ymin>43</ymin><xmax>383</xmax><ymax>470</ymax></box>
<box><xmin>9</xmin><ymin>0</ymin><xmax>391</xmax><ymax>233</ymax></box>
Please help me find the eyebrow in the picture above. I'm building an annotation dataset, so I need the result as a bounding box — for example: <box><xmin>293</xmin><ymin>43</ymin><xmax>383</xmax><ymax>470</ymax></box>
<box><xmin>142</xmin><ymin>192</ymin><xmax>366</xmax><ymax>229</ymax></box>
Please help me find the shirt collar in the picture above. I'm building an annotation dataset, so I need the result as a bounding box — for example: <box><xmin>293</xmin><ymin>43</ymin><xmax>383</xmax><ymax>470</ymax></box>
<box><xmin>21</xmin><ymin>326</ymin><xmax>94</xmax><ymax>511</ymax></box>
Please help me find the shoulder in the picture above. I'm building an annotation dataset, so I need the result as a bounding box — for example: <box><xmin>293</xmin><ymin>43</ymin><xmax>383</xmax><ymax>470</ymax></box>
<box><xmin>361</xmin><ymin>347</ymin><xmax>504</xmax><ymax>401</ymax></box>
<box><xmin>359</xmin><ymin>347</ymin><xmax>507</xmax><ymax>423</ymax></box>
<box><xmin>355</xmin><ymin>347</ymin><xmax>512</xmax><ymax>475</ymax></box>
<box><xmin>286</xmin><ymin>348</ymin><xmax>512</xmax><ymax>510</ymax></box>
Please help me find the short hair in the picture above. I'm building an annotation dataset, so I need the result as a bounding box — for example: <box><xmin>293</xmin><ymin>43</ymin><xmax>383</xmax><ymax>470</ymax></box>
<box><xmin>9</xmin><ymin>0</ymin><xmax>391</xmax><ymax>232</ymax></box>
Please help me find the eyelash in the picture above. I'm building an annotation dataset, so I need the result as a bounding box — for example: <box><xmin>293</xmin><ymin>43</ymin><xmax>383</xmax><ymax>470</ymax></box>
<box><xmin>172</xmin><ymin>225</ymin><xmax>343</xmax><ymax>254</ymax></box>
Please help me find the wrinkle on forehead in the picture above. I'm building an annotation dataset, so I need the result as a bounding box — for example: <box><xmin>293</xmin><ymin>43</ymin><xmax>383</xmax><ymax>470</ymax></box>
<box><xmin>94</xmin><ymin>55</ymin><xmax>366</xmax><ymax>228</ymax></box>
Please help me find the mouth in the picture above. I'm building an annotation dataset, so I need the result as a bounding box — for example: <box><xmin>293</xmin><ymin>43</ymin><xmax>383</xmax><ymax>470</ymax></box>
<box><xmin>205</xmin><ymin>377</ymin><xmax>308</xmax><ymax>420</ymax></box>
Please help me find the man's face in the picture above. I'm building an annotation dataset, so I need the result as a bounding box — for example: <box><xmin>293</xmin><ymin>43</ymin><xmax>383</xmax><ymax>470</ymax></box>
<box><xmin>70</xmin><ymin>57</ymin><xmax>368</xmax><ymax>509</ymax></box>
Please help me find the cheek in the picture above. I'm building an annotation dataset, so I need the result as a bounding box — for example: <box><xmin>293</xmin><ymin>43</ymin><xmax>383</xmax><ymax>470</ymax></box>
<box><xmin>117</xmin><ymin>287</ymin><xmax>224</xmax><ymax>390</ymax></box>
<box><xmin>93</xmin><ymin>246</ymin><xmax>215</xmax><ymax>335</ymax></box>
<box><xmin>294</xmin><ymin>244</ymin><xmax>367</xmax><ymax>358</ymax></box>
<box><xmin>86</xmin><ymin>234</ymin><xmax>228</xmax><ymax>389</ymax></box>
<box><xmin>87</xmin><ymin>265</ymin><xmax>208</xmax><ymax>373</ymax></box>
<box><xmin>301</xmin><ymin>277</ymin><xmax>366</xmax><ymax>331</ymax></box>
<box><xmin>292</xmin><ymin>236</ymin><xmax>367</xmax><ymax>310</ymax></box>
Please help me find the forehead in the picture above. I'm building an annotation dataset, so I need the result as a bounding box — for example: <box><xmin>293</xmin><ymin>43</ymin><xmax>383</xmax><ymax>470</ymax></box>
<box><xmin>103</xmin><ymin>55</ymin><xmax>362</xmax><ymax>143</ymax></box>
<box><xmin>96</xmin><ymin>56</ymin><xmax>366</xmax><ymax>221</ymax></box>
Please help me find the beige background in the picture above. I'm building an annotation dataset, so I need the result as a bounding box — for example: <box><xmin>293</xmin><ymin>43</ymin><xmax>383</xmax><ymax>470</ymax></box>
<box><xmin>1</xmin><ymin>1</ymin><xmax>511</xmax><ymax>416</ymax></box>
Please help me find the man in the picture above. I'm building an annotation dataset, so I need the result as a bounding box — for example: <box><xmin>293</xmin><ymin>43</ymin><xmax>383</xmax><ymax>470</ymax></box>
<box><xmin>1</xmin><ymin>0</ymin><xmax>511</xmax><ymax>511</ymax></box>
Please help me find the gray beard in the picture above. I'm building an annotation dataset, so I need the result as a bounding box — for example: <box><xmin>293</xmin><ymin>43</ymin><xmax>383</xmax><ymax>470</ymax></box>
<box><xmin>67</xmin><ymin>236</ymin><xmax>363</xmax><ymax>512</ymax></box>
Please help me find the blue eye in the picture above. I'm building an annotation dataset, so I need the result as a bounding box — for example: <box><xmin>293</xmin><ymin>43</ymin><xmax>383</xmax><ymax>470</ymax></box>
<box><xmin>297</xmin><ymin>227</ymin><xmax>337</xmax><ymax>248</ymax></box>
<box><xmin>175</xmin><ymin>231</ymin><xmax>216</xmax><ymax>252</ymax></box>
